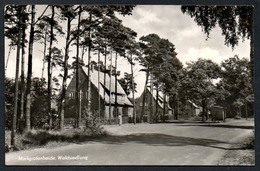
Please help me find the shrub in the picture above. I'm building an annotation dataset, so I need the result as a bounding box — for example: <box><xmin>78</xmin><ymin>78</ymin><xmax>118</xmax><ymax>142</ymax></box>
<box><xmin>6</xmin><ymin>112</ymin><xmax>108</xmax><ymax>152</ymax></box>
<box><xmin>85</xmin><ymin>113</ymin><xmax>104</xmax><ymax>135</ymax></box>
<box><xmin>22</xmin><ymin>130</ymin><xmax>55</xmax><ymax>146</ymax></box>
<box><xmin>21</xmin><ymin>127</ymin><xmax>107</xmax><ymax>149</ymax></box>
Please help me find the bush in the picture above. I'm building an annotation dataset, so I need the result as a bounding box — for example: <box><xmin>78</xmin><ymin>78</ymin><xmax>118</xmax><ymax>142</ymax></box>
<box><xmin>18</xmin><ymin>127</ymin><xmax>107</xmax><ymax>151</ymax></box>
<box><xmin>22</xmin><ymin>130</ymin><xmax>56</xmax><ymax>146</ymax></box>
<box><xmin>5</xmin><ymin>115</ymin><xmax>108</xmax><ymax>153</ymax></box>
<box><xmin>5</xmin><ymin>131</ymin><xmax>26</xmax><ymax>151</ymax></box>
<box><xmin>85</xmin><ymin>114</ymin><xmax>104</xmax><ymax>135</ymax></box>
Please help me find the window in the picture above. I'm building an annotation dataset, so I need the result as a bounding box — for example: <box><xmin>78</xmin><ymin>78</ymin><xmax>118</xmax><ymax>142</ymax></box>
<box><xmin>122</xmin><ymin>107</ymin><xmax>128</xmax><ymax>116</ymax></box>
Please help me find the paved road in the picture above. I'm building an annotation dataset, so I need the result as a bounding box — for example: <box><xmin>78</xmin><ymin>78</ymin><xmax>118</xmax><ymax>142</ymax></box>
<box><xmin>5</xmin><ymin>119</ymin><xmax>254</xmax><ymax>165</ymax></box>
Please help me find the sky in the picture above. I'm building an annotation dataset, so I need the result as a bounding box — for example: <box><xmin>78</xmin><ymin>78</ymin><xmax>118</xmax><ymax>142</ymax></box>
<box><xmin>4</xmin><ymin>5</ymin><xmax>251</xmax><ymax>97</ymax></box>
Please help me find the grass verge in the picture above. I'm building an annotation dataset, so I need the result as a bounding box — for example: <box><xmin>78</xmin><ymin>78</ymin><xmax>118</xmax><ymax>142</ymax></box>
<box><xmin>5</xmin><ymin>128</ymin><xmax>108</xmax><ymax>152</ymax></box>
<box><xmin>217</xmin><ymin>131</ymin><xmax>255</xmax><ymax>165</ymax></box>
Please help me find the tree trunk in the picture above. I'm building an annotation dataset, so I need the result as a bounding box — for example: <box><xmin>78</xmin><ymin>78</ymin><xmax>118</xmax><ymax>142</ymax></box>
<box><xmin>59</xmin><ymin>17</ymin><xmax>72</xmax><ymax>131</ymax></box>
<box><xmin>41</xmin><ymin>32</ymin><xmax>47</xmax><ymax>78</ymax></box>
<box><xmin>141</xmin><ymin>70</ymin><xmax>149</xmax><ymax>123</ymax></box>
<box><xmin>98</xmin><ymin>50</ymin><xmax>101</xmax><ymax>117</ymax></box>
<box><xmin>250</xmin><ymin>7</ymin><xmax>254</xmax><ymax>82</ymax></box>
<box><xmin>163</xmin><ymin>91</ymin><xmax>166</xmax><ymax>123</ymax></box>
<box><xmin>81</xmin><ymin>33</ymin><xmax>86</xmax><ymax>61</ymax></box>
<box><xmin>18</xmin><ymin>15</ymin><xmax>27</xmax><ymax>133</ymax></box>
<box><xmin>25</xmin><ymin>5</ymin><xmax>35</xmax><ymax>131</ymax></box>
<box><xmin>86</xmin><ymin>12</ymin><xmax>92</xmax><ymax>117</ymax></box>
<box><xmin>155</xmin><ymin>83</ymin><xmax>159</xmax><ymax>123</ymax></box>
<box><xmin>205</xmin><ymin>107</ymin><xmax>209</xmax><ymax>120</ymax></box>
<box><xmin>48</xmin><ymin>6</ymin><xmax>54</xmax><ymax>128</ymax></box>
<box><xmin>202</xmin><ymin>99</ymin><xmax>206</xmax><ymax>122</ymax></box>
<box><xmin>109</xmin><ymin>51</ymin><xmax>112</xmax><ymax>124</ymax></box>
<box><xmin>130</xmin><ymin>53</ymin><xmax>136</xmax><ymax>124</ymax></box>
<box><xmin>75</xmin><ymin>6</ymin><xmax>81</xmax><ymax>128</ymax></box>
<box><xmin>5</xmin><ymin>45</ymin><xmax>13</xmax><ymax>72</ymax></box>
<box><xmin>245</xmin><ymin>100</ymin><xmax>248</xmax><ymax>120</ymax></box>
<box><xmin>149</xmin><ymin>75</ymin><xmax>154</xmax><ymax>123</ymax></box>
<box><xmin>174</xmin><ymin>93</ymin><xmax>179</xmax><ymax>120</ymax></box>
<box><xmin>103</xmin><ymin>46</ymin><xmax>107</xmax><ymax>117</ymax></box>
<box><xmin>11</xmin><ymin>6</ymin><xmax>24</xmax><ymax>146</ymax></box>
<box><xmin>249</xmin><ymin>8</ymin><xmax>254</xmax><ymax>117</ymax></box>
<box><xmin>115</xmin><ymin>52</ymin><xmax>118</xmax><ymax>122</ymax></box>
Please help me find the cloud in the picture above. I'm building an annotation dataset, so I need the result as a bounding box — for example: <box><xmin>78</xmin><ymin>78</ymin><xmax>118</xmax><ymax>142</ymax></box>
<box><xmin>184</xmin><ymin>47</ymin><xmax>222</xmax><ymax>64</ymax></box>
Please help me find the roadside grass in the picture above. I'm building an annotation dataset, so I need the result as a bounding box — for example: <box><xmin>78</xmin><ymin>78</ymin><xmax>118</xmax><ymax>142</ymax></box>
<box><xmin>5</xmin><ymin>127</ymin><xmax>108</xmax><ymax>152</ymax></box>
<box><xmin>5</xmin><ymin>115</ymin><xmax>109</xmax><ymax>152</ymax></box>
<box><xmin>217</xmin><ymin>131</ymin><xmax>255</xmax><ymax>165</ymax></box>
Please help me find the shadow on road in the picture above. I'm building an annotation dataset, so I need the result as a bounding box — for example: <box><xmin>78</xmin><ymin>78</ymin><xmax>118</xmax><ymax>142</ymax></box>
<box><xmin>91</xmin><ymin>133</ymin><xmax>245</xmax><ymax>151</ymax></box>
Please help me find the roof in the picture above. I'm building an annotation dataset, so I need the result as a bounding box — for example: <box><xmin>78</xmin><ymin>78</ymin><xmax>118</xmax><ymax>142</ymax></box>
<box><xmin>187</xmin><ymin>100</ymin><xmax>200</xmax><ymax>108</ymax></box>
<box><xmin>145</xmin><ymin>87</ymin><xmax>172</xmax><ymax>110</ymax></box>
<box><xmin>82</xmin><ymin>67</ymin><xmax>126</xmax><ymax>95</ymax></box>
<box><xmin>212</xmin><ymin>105</ymin><xmax>224</xmax><ymax>109</ymax></box>
<box><xmin>68</xmin><ymin>66</ymin><xmax>133</xmax><ymax>107</ymax></box>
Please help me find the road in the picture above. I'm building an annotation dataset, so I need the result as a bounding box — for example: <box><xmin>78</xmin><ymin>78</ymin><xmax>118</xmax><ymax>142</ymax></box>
<box><xmin>5</xmin><ymin>119</ymin><xmax>254</xmax><ymax>165</ymax></box>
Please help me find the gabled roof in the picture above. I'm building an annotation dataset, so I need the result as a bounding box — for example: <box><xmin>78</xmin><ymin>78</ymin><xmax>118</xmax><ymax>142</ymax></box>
<box><xmin>187</xmin><ymin>100</ymin><xmax>200</xmax><ymax>108</ymax></box>
<box><xmin>81</xmin><ymin>67</ymin><xmax>126</xmax><ymax>95</ymax></box>
<box><xmin>68</xmin><ymin>66</ymin><xmax>133</xmax><ymax>107</ymax></box>
<box><xmin>142</xmin><ymin>87</ymin><xmax>172</xmax><ymax>110</ymax></box>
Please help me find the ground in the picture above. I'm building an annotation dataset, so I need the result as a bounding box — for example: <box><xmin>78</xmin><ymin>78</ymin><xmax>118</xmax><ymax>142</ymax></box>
<box><xmin>5</xmin><ymin>118</ymin><xmax>254</xmax><ymax>165</ymax></box>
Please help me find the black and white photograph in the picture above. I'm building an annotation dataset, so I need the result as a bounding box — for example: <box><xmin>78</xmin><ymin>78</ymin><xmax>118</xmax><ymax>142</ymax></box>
<box><xmin>4</xmin><ymin>4</ymin><xmax>255</xmax><ymax>166</ymax></box>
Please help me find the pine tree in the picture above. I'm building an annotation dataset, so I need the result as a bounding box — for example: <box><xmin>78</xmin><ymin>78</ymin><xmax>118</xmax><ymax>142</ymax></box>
<box><xmin>25</xmin><ymin>5</ymin><xmax>36</xmax><ymax>131</ymax></box>
<box><xmin>10</xmin><ymin>5</ymin><xmax>25</xmax><ymax>146</ymax></box>
<box><xmin>58</xmin><ymin>5</ymin><xmax>76</xmax><ymax>130</ymax></box>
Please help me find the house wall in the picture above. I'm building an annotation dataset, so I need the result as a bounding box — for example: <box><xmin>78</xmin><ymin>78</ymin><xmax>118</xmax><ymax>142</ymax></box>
<box><xmin>195</xmin><ymin>108</ymin><xmax>201</xmax><ymax>116</ymax></box>
<box><xmin>211</xmin><ymin>106</ymin><xmax>225</xmax><ymax>121</ymax></box>
<box><xmin>135</xmin><ymin>90</ymin><xmax>167</xmax><ymax>122</ymax></box>
<box><xmin>65</xmin><ymin>70</ymin><xmax>133</xmax><ymax>121</ymax></box>
<box><xmin>65</xmin><ymin>76</ymin><xmax>105</xmax><ymax>118</ymax></box>
<box><xmin>128</xmin><ymin>108</ymin><xmax>133</xmax><ymax>117</ymax></box>
<box><xmin>182</xmin><ymin>103</ymin><xmax>197</xmax><ymax>118</ymax></box>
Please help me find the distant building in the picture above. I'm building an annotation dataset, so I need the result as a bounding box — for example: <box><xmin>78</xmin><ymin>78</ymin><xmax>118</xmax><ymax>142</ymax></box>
<box><xmin>184</xmin><ymin>100</ymin><xmax>201</xmax><ymax>118</ymax></box>
<box><xmin>211</xmin><ymin>105</ymin><xmax>225</xmax><ymax>121</ymax></box>
<box><xmin>66</xmin><ymin>66</ymin><xmax>133</xmax><ymax>121</ymax></box>
<box><xmin>135</xmin><ymin>87</ymin><xmax>172</xmax><ymax>122</ymax></box>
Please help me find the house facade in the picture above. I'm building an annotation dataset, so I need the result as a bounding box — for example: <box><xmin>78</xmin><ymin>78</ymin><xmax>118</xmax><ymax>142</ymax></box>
<box><xmin>182</xmin><ymin>100</ymin><xmax>201</xmax><ymax>118</ymax></box>
<box><xmin>65</xmin><ymin>66</ymin><xmax>133</xmax><ymax>121</ymax></box>
<box><xmin>135</xmin><ymin>87</ymin><xmax>173</xmax><ymax>122</ymax></box>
